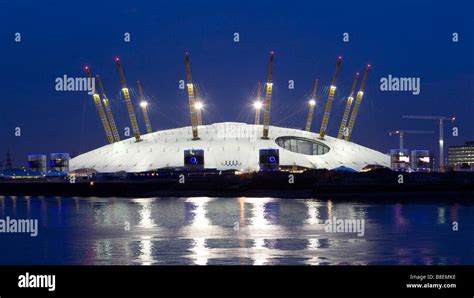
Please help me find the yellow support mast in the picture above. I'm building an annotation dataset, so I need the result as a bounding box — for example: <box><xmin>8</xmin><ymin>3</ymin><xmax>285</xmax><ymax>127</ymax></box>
<box><xmin>319</xmin><ymin>56</ymin><xmax>343</xmax><ymax>139</ymax></box>
<box><xmin>305</xmin><ymin>79</ymin><xmax>318</xmax><ymax>132</ymax></box>
<box><xmin>115</xmin><ymin>57</ymin><xmax>141</xmax><ymax>142</ymax></box>
<box><xmin>345</xmin><ymin>64</ymin><xmax>371</xmax><ymax>141</ymax></box>
<box><xmin>262</xmin><ymin>51</ymin><xmax>275</xmax><ymax>139</ymax></box>
<box><xmin>194</xmin><ymin>84</ymin><xmax>203</xmax><ymax>126</ymax></box>
<box><xmin>185</xmin><ymin>53</ymin><xmax>199</xmax><ymax>140</ymax></box>
<box><xmin>137</xmin><ymin>81</ymin><xmax>153</xmax><ymax>134</ymax></box>
<box><xmin>254</xmin><ymin>82</ymin><xmax>262</xmax><ymax>125</ymax></box>
<box><xmin>84</xmin><ymin>66</ymin><xmax>114</xmax><ymax>144</ymax></box>
<box><xmin>337</xmin><ymin>72</ymin><xmax>360</xmax><ymax>139</ymax></box>
<box><xmin>96</xmin><ymin>75</ymin><xmax>121</xmax><ymax>142</ymax></box>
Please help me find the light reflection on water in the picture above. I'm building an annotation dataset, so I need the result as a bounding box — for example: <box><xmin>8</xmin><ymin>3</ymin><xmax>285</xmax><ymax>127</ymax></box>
<box><xmin>0</xmin><ymin>195</ymin><xmax>472</xmax><ymax>265</ymax></box>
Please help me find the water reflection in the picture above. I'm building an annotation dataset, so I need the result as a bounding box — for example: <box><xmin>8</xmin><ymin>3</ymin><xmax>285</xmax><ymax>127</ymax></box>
<box><xmin>248</xmin><ymin>198</ymin><xmax>271</xmax><ymax>227</ymax></box>
<box><xmin>245</xmin><ymin>198</ymin><xmax>285</xmax><ymax>265</ymax></box>
<box><xmin>135</xmin><ymin>199</ymin><xmax>156</xmax><ymax>228</ymax></box>
<box><xmin>138</xmin><ymin>236</ymin><xmax>153</xmax><ymax>265</ymax></box>
<box><xmin>252</xmin><ymin>238</ymin><xmax>269</xmax><ymax>265</ymax></box>
<box><xmin>307</xmin><ymin>238</ymin><xmax>320</xmax><ymax>250</ymax></box>
<box><xmin>0</xmin><ymin>196</ymin><xmax>472</xmax><ymax>265</ymax></box>
<box><xmin>40</xmin><ymin>197</ymin><xmax>48</xmax><ymax>226</ymax></box>
<box><xmin>25</xmin><ymin>196</ymin><xmax>31</xmax><ymax>217</ymax></box>
<box><xmin>437</xmin><ymin>207</ymin><xmax>446</xmax><ymax>224</ymax></box>
<box><xmin>0</xmin><ymin>196</ymin><xmax>4</xmax><ymax>217</ymax></box>
<box><xmin>182</xmin><ymin>197</ymin><xmax>221</xmax><ymax>265</ymax></box>
<box><xmin>135</xmin><ymin>199</ymin><xmax>156</xmax><ymax>265</ymax></box>
<box><xmin>450</xmin><ymin>203</ymin><xmax>459</xmax><ymax>222</ymax></box>
<box><xmin>190</xmin><ymin>237</ymin><xmax>208</xmax><ymax>265</ymax></box>
<box><xmin>305</xmin><ymin>200</ymin><xmax>320</xmax><ymax>225</ymax></box>
<box><xmin>12</xmin><ymin>196</ymin><xmax>17</xmax><ymax>217</ymax></box>
<box><xmin>327</xmin><ymin>199</ymin><xmax>333</xmax><ymax>221</ymax></box>
<box><xmin>238</xmin><ymin>197</ymin><xmax>246</xmax><ymax>226</ymax></box>
<box><xmin>394</xmin><ymin>203</ymin><xmax>407</xmax><ymax>226</ymax></box>
<box><xmin>93</xmin><ymin>239</ymin><xmax>112</xmax><ymax>262</ymax></box>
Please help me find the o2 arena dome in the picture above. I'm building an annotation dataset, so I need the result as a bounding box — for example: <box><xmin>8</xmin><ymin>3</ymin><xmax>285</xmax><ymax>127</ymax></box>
<box><xmin>70</xmin><ymin>122</ymin><xmax>389</xmax><ymax>173</ymax></box>
<box><xmin>71</xmin><ymin>53</ymin><xmax>389</xmax><ymax>173</ymax></box>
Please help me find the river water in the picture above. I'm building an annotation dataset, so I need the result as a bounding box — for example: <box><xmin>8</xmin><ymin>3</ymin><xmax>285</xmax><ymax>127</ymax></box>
<box><xmin>0</xmin><ymin>196</ymin><xmax>472</xmax><ymax>265</ymax></box>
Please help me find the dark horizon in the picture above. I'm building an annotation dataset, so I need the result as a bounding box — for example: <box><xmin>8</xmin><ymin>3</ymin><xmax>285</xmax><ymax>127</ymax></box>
<box><xmin>1</xmin><ymin>0</ymin><xmax>473</xmax><ymax>167</ymax></box>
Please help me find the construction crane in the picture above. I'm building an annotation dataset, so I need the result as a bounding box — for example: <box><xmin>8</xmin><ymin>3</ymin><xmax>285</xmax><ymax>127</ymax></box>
<box><xmin>84</xmin><ymin>66</ymin><xmax>114</xmax><ymax>144</ymax></box>
<box><xmin>388</xmin><ymin>130</ymin><xmax>434</xmax><ymax>150</ymax></box>
<box><xmin>402</xmin><ymin>115</ymin><xmax>456</xmax><ymax>171</ymax></box>
<box><xmin>254</xmin><ymin>82</ymin><xmax>262</xmax><ymax>125</ymax></box>
<box><xmin>137</xmin><ymin>81</ymin><xmax>153</xmax><ymax>134</ymax></box>
<box><xmin>194</xmin><ymin>84</ymin><xmax>203</xmax><ymax>126</ymax></box>
<box><xmin>337</xmin><ymin>72</ymin><xmax>359</xmax><ymax>139</ymax></box>
<box><xmin>115</xmin><ymin>57</ymin><xmax>141</xmax><ymax>142</ymax></box>
<box><xmin>96</xmin><ymin>75</ymin><xmax>120</xmax><ymax>142</ymax></box>
<box><xmin>319</xmin><ymin>56</ymin><xmax>343</xmax><ymax>139</ymax></box>
<box><xmin>262</xmin><ymin>51</ymin><xmax>275</xmax><ymax>139</ymax></box>
<box><xmin>305</xmin><ymin>79</ymin><xmax>318</xmax><ymax>132</ymax></box>
<box><xmin>345</xmin><ymin>64</ymin><xmax>371</xmax><ymax>141</ymax></box>
<box><xmin>185</xmin><ymin>53</ymin><xmax>199</xmax><ymax>140</ymax></box>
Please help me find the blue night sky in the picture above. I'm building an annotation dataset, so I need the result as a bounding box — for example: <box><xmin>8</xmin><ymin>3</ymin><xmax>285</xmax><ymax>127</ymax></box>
<box><xmin>0</xmin><ymin>0</ymin><xmax>473</xmax><ymax>166</ymax></box>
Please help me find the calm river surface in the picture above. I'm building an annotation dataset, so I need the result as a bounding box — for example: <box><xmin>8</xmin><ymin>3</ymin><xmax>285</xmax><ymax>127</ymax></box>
<box><xmin>0</xmin><ymin>196</ymin><xmax>472</xmax><ymax>265</ymax></box>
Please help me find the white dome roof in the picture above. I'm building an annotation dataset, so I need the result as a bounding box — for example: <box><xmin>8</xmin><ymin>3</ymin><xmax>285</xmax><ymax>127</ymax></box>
<box><xmin>70</xmin><ymin>122</ymin><xmax>389</xmax><ymax>172</ymax></box>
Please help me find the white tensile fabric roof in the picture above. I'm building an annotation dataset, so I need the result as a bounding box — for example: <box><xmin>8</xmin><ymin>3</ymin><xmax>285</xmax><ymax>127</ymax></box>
<box><xmin>70</xmin><ymin>122</ymin><xmax>389</xmax><ymax>173</ymax></box>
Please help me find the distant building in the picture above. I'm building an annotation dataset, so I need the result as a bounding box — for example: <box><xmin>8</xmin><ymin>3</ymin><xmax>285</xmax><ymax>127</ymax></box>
<box><xmin>411</xmin><ymin>150</ymin><xmax>432</xmax><ymax>172</ymax></box>
<box><xmin>0</xmin><ymin>168</ymin><xmax>44</xmax><ymax>179</ymax></box>
<box><xmin>448</xmin><ymin>141</ymin><xmax>474</xmax><ymax>171</ymax></box>
<box><xmin>390</xmin><ymin>149</ymin><xmax>410</xmax><ymax>171</ymax></box>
